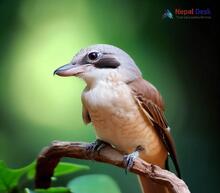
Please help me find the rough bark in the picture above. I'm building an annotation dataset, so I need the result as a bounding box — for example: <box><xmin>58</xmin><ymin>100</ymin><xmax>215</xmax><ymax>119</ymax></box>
<box><xmin>35</xmin><ymin>141</ymin><xmax>190</xmax><ymax>193</ymax></box>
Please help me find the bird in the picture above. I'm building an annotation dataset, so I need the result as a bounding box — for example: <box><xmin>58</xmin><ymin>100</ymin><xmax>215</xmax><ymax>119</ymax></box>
<box><xmin>54</xmin><ymin>44</ymin><xmax>181</xmax><ymax>193</ymax></box>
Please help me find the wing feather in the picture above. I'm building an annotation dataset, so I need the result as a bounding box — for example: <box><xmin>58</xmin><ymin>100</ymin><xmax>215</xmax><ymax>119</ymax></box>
<box><xmin>128</xmin><ymin>78</ymin><xmax>181</xmax><ymax>178</ymax></box>
<box><xmin>82</xmin><ymin>104</ymin><xmax>91</xmax><ymax>124</ymax></box>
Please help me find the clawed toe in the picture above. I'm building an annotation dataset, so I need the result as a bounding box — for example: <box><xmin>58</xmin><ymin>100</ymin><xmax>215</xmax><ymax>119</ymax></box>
<box><xmin>123</xmin><ymin>145</ymin><xmax>144</xmax><ymax>174</ymax></box>
<box><xmin>123</xmin><ymin>151</ymin><xmax>139</xmax><ymax>173</ymax></box>
<box><xmin>86</xmin><ymin>139</ymin><xmax>109</xmax><ymax>154</ymax></box>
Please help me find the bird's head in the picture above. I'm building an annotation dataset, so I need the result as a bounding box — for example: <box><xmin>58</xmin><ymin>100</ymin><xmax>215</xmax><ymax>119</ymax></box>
<box><xmin>54</xmin><ymin>44</ymin><xmax>141</xmax><ymax>86</ymax></box>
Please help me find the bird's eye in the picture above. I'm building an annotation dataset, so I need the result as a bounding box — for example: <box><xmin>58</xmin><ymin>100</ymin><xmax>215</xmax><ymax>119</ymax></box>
<box><xmin>88</xmin><ymin>52</ymin><xmax>99</xmax><ymax>61</ymax></box>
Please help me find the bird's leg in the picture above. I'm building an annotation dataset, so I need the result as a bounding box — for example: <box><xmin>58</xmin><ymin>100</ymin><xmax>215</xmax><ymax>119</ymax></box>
<box><xmin>123</xmin><ymin>145</ymin><xmax>144</xmax><ymax>173</ymax></box>
<box><xmin>86</xmin><ymin>139</ymin><xmax>110</xmax><ymax>154</ymax></box>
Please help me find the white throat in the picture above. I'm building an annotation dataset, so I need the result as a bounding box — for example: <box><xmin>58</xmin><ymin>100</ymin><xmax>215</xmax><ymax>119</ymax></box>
<box><xmin>80</xmin><ymin>69</ymin><xmax>123</xmax><ymax>89</ymax></box>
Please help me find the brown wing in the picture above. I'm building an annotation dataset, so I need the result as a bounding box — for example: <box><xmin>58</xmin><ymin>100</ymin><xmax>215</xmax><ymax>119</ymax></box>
<box><xmin>82</xmin><ymin>104</ymin><xmax>91</xmax><ymax>124</ymax></box>
<box><xmin>128</xmin><ymin>78</ymin><xmax>181</xmax><ymax>178</ymax></box>
<box><xmin>81</xmin><ymin>90</ymin><xmax>91</xmax><ymax>125</ymax></box>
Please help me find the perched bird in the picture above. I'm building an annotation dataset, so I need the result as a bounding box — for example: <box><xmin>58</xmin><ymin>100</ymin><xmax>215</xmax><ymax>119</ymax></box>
<box><xmin>54</xmin><ymin>44</ymin><xmax>181</xmax><ymax>193</ymax></box>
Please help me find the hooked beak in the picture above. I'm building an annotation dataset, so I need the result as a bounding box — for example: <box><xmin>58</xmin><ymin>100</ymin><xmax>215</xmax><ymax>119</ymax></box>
<box><xmin>54</xmin><ymin>63</ymin><xmax>87</xmax><ymax>77</ymax></box>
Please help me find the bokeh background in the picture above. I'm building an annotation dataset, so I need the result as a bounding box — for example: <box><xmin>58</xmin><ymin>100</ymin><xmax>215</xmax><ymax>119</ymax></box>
<box><xmin>0</xmin><ymin>0</ymin><xmax>218</xmax><ymax>193</ymax></box>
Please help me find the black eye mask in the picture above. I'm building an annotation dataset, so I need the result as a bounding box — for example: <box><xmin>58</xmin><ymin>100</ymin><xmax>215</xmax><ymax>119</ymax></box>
<box><xmin>94</xmin><ymin>57</ymin><xmax>120</xmax><ymax>69</ymax></box>
<box><xmin>80</xmin><ymin>53</ymin><xmax>120</xmax><ymax>69</ymax></box>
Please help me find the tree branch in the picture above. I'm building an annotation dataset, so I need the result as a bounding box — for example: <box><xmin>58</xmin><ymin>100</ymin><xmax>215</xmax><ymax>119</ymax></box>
<box><xmin>35</xmin><ymin>141</ymin><xmax>190</xmax><ymax>193</ymax></box>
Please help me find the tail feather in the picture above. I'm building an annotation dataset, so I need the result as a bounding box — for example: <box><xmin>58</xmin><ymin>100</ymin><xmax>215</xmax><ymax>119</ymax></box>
<box><xmin>138</xmin><ymin>175</ymin><xmax>169</xmax><ymax>193</ymax></box>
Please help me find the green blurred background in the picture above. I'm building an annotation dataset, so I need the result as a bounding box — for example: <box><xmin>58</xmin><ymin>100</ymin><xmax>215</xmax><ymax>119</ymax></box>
<box><xmin>0</xmin><ymin>0</ymin><xmax>218</xmax><ymax>193</ymax></box>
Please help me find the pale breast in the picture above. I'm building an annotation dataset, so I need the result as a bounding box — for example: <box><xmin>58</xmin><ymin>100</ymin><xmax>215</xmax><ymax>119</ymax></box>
<box><xmin>82</xmin><ymin>80</ymin><xmax>165</xmax><ymax>162</ymax></box>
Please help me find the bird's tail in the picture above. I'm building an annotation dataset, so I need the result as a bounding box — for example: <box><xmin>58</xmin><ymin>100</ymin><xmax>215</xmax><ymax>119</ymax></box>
<box><xmin>138</xmin><ymin>175</ymin><xmax>169</xmax><ymax>193</ymax></box>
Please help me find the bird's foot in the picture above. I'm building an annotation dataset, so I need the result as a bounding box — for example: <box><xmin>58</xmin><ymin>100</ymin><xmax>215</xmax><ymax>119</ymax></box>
<box><xmin>86</xmin><ymin>139</ymin><xmax>109</xmax><ymax>154</ymax></box>
<box><xmin>123</xmin><ymin>145</ymin><xmax>144</xmax><ymax>174</ymax></box>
